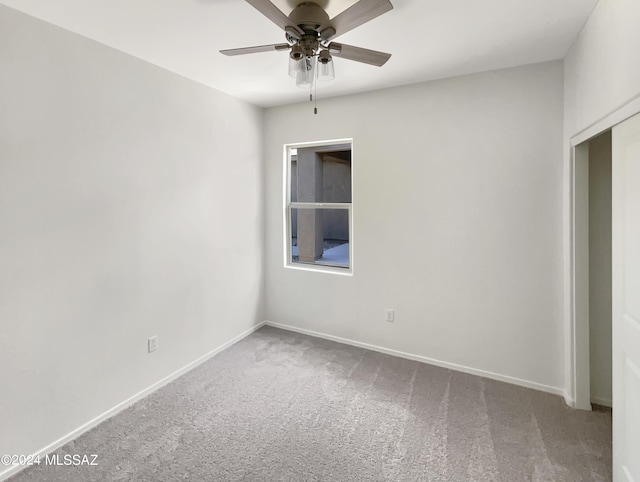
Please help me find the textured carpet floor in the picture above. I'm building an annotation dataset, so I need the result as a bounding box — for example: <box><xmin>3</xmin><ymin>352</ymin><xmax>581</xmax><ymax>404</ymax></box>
<box><xmin>10</xmin><ymin>326</ymin><xmax>611</xmax><ymax>481</ymax></box>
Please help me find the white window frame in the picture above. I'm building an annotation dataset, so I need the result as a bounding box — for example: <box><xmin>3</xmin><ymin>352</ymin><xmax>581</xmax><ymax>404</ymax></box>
<box><xmin>283</xmin><ymin>138</ymin><xmax>354</xmax><ymax>276</ymax></box>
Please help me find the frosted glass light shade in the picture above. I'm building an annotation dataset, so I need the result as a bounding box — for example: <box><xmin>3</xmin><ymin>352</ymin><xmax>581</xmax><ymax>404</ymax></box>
<box><xmin>317</xmin><ymin>58</ymin><xmax>335</xmax><ymax>81</ymax></box>
<box><xmin>288</xmin><ymin>57</ymin><xmax>305</xmax><ymax>78</ymax></box>
<box><xmin>295</xmin><ymin>57</ymin><xmax>316</xmax><ymax>89</ymax></box>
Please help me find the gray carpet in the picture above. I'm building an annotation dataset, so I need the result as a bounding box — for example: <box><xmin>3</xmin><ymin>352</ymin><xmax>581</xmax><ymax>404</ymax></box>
<box><xmin>10</xmin><ymin>326</ymin><xmax>611</xmax><ymax>481</ymax></box>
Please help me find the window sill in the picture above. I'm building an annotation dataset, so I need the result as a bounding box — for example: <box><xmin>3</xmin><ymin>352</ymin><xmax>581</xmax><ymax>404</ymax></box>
<box><xmin>284</xmin><ymin>263</ymin><xmax>353</xmax><ymax>276</ymax></box>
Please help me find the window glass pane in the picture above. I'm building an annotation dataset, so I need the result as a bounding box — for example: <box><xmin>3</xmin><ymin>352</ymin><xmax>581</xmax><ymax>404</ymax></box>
<box><xmin>289</xmin><ymin>146</ymin><xmax>351</xmax><ymax>204</ymax></box>
<box><xmin>322</xmin><ymin>153</ymin><xmax>351</xmax><ymax>203</ymax></box>
<box><xmin>291</xmin><ymin>208</ymin><xmax>349</xmax><ymax>269</ymax></box>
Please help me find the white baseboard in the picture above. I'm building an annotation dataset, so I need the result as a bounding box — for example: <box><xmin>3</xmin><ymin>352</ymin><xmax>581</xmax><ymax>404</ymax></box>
<box><xmin>590</xmin><ymin>396</ymin><xmax>612</xmax><ymax>408</ymax></box>
<box><xmin>0</xmin><ymin>322</ymin><xmax>265</xmax><ymax>482</ymax></box>
<box><xmin>264</xmin><ymin>320</ymin><xmax>565</xmax><ymax>397</ymax></box>
<box><xmin>564</xmin><ymin>392</ymin><xmax>576</xmax><ymax>408</ymax></box>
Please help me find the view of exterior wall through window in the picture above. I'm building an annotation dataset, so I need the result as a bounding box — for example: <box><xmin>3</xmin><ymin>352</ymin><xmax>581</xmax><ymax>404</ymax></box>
<box><xmin>285</xmin><ymin>140</ymin><xmax>352</xmax><ymax>273</ymax></box>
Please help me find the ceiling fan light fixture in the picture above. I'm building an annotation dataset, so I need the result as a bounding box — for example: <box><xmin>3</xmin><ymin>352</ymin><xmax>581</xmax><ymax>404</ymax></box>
<box><xmin>295</xmin><ymin>56</ymin><xmax>316</xmax><ymax>88</ymax></box>
<box><xmin>317</xmin><ymin>49</ymin><xmax>335</xmax><ymax>81</ymax></box>
<box><xmin>288</xmin><ymin>56</ymin><xmax>305</xmax><ymax>77</ymax></box>
<box><xmin>289</xmin><ymin>44</ymin><xmax>304</xmax><ymax>61</ymax></box>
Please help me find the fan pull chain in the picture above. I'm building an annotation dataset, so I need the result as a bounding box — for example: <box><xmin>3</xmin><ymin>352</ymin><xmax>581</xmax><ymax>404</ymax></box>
<box><xmin>314</xmin><ymin>79</ymin><xmax>318</xmax><ymax>114</ymax></box>
<box><xmin>309</xmin><ymin>81</ymin><xmax>316</xmax><ymax>114</ymax></box>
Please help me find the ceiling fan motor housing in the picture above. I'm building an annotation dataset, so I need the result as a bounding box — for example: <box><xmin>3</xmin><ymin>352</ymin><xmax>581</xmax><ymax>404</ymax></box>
<box><xmin>289</xmin><ymin>2</ymin><xmax>330</xmax><ymax>34</ymax></box>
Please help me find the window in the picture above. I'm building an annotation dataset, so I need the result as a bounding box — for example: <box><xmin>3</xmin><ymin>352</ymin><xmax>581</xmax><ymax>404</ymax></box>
<box><xmin>285</xmin><ymin>139</ymin><xmax>353</xmax><ymax>274</ymax></box>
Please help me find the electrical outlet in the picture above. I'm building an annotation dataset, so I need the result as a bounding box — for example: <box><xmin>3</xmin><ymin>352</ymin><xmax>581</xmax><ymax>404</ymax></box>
<box><xmin>148</xmin><ymin>336</ymin><xmax>158</xmax><ymax>353</ymax></box>
<box><xmin>385</xmin><ymin>309</ymin><xmax>395</xmax><ymax>323</ymax></box>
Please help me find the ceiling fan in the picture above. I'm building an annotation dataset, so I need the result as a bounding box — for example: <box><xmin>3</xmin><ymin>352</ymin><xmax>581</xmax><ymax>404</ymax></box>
<box><xmin>220</xmin><ymin>0</ymin><xmax>393</xmax><ymax>87</ymax></box>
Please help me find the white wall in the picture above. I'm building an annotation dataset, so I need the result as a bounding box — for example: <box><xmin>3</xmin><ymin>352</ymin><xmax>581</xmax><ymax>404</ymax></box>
<box><xmin>264</xmin><ymin>62</ymin><xmax>565</xmax><ymax>392</ymax></box>
<box><xmin>0</xmin><ymin>4</ymin><xmax>263</xmax><ymax>467</ymax></box>
<box><xmin>589</xmin><ymin>130</ymin><xmax>612</xmax><ymax>406</ymax></box>
<box><xmin>564</xmin><ymin>0</ymin><xmax>640</xmax><ymax>138</ymax></box>
<box><xmin>563</xmin><ymin>0</ymin><xmax>640</xmax><ymax>404</ymax></box>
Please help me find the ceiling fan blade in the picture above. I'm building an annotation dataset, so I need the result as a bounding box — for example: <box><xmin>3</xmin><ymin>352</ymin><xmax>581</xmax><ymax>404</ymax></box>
<box><xmin>325</xmin><ymin>0</ymin><xmax>393</xmax><ymax>40</ymax></box>
<box><xmin>220</xmin><ymin>43</ymin><xmax>290</xmax><ymax>56</ymax></box>
<box><xmin>245</xmin><ymin>0</ymin><xmax>304</xmax><ymax>36</ymax></box>
<box><xmin>328</xmin><ymin>42</ymin><xmax>391</xmax><ymax>67</ymax></box>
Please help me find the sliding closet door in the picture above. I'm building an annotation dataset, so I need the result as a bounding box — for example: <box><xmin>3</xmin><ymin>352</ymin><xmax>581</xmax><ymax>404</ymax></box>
<box><xmin>612</xmin><ymin>112</ymin><xmax>640</xmax><ymax>481</ymax></box>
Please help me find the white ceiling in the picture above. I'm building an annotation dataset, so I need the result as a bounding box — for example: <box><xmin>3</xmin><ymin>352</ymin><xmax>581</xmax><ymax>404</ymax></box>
<box><xmin>0</xmin><ymin>0</ymin><xmax>598</xmax><ymax>107</ymax></box>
